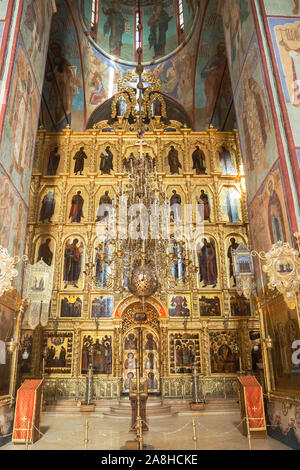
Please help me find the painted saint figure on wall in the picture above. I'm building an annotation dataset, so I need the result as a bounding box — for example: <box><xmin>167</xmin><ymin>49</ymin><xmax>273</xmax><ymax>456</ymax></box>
<box><xmin>100</xmin><ymin>146</ymin><xmax>114</xmax><ymax>175</ymax></box>
<box><xmin>223</xmin><ymin>188</ymin><xmax>240</xmax><ymax>223</ymax></box>
<box><xmin>167</xmin><ymin>146</ymin><xmax>181</xmax><ymax>174</ymax></box>
<box><xmin>46</xmin><ymin>147</ymin><xmax>60</xmax><ymax>175</ymax></box>
<box><xmin>103</xmin><ymin>0</ymin><xmax>125</xmax><ymax>57</ymax></box>
<box><xmin>196</xmin><ymin>190</ymin><xmax>210</xmax><ymax>222</ymax></box>
<box><xmin>192</xmin><ymin>146</ymin><xmax>206</xmax><ymax>175</ymax></box>
<box><xmin>40</xmin><ymin>190</ymin><xmax>56</xmax><ymax>223</ymax></box>
<box><xmin>219</xmin><ymin>146</ymin><xmax>234</xmax><ymax>174</ymax></box>
<box><xmin>73</xmin><ymin>147</ymin><xmax>87</xmax><ymax>175</ymax></box>
<box><xmin>227</xmin><ymin>237</ymin><xmax>239</xmax><ymax>286</ymax></box>
<box><xmin>63</xmin><ymin>239</ymin><xmax>83</xmax><ymax>288</ymax></box>
<box><xmin>268</xmin><ymin>181</ymin><xmax>286</xmax><ymax>244</ymax></box>
<box><xmin>69</xmin><ymin>191</ymin><xmax>84</xmax><ymax>223</ymax></box>
<box><xmin>46</xmin><ymin>42</ymin><xmax>82</xmax><ymax>129</ymax></box>
<box><xmin>198</xmin><ymin>238</ymin><xmax>217</xmax><ymax>288</ymax></box>
<box><xmin>37</xmin><ymin>238</ymin><xmax>53</xmax><ymax>266</ymax></box>
<box><xmin>201</xmin><ymin>42</ymin><xmax>231</xmax><ymax>127</ymax></box>
<box><xmin>148</xmin><ymin>1</ymin><xmax>173</xmax><ymax>59</ymax></box>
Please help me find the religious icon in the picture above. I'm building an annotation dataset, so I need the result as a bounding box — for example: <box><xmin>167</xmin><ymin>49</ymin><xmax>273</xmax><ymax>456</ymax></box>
<box><xmin>230</xmin><ymin>294</ymin><xmax>251</xmax><ymax>317</ymax></box>
<box><xmin>63</xmin><ymin>239</ymin><xmax>83</xmax><ymax>289</ymax></box>
<box><xmin>167</xmin><ymin>146</ymin><xmax>182</xmax><ymax>174</ymax></box>
<box><xmin>144</xmin><ymin>352</ymin><xmax>158</xmax><ymax>371</ymax></box>
<box><xmin>40</xmin><ymin>190</ymin><xmax>56</xmax><ymax>223</ymax></box>
<box><xmin>37</xmin><ymin>238</ymin><xmax>53</xmax><ymax>266</ymax></box>
<box><xmin>46</xmin><ymin>146</ymin><xmax>60</xmax><ymax>175</ymax></box>
<box><xmin>227</xmin><ymin>237</ymin><xmax>239</xmax><ymax>286</ymax></box>
<box><xmin>96</xmin><ymin>191</ymin><xmax>113</xmax><ymax>222</ymax></box>
<box><xmin>169</xmin><ymin>333</ymin><xmax>200</xmax><ymax>375</ymax></box>
<box><xmin>116</xmin><ymin>96</ymin><xmax>127</xmax><ymax>116</ymax></box>
<box><xmin>73</xmin><ymin>147</ymin><xmax>87</xmax><ymax>175</ymax></box>
<box><xmin>81</xmin><ymin>335</ymin><xmax>112</xmax><ymax>375</ymax></box>
<box><xmin>99</xmin><ymin>146</ymin><xmax>114</xmax><ymax>175</ymax></box>
<box><xmin>192</xmin><ymin>146</ymin><xmax>206</xmax><ymax>175</ymax></box>
<box><xmin>148</xmin><ymin>1</ymin><xmax>173</xmax><ymax>59</ymax></box>
<box><xmin>69</xmin><ymin>190</ymin><xmax>84</xmax><ymax>223</ymax></box>
<box><xmin>60</xmin><ymin>296</ymin><xmax>82</xmax><ymax>318</ymax></box>
<box><xmin>222</xmin><ymin>188</ymin><xmax>241</xmax><ymax>223</ymax></box>
<box><xmin>168</xmin><ymin>295</ymin><xmax>191</xmax><ymax>317</ymax></box>
<box><xmin>209</xmin><ymin>331</ymin><xmax>239</xmax><ymax>373</ymax></box>
<box><xmin>43</xmin><ymin>332</ymin><xmax>73</xmax><ymax>373</ymax></box>
<box><xmin>102</xmin><ymin>0</ymin><xmax>125</xmax><ymax>57</ymax></box>
<box><xmin>198</xmin><ymin>238</ymin><xmax>217</xmax><ymax>288</ymax></box>
<box><xmin>196</xmin><ymin>190</ymin><xmax>211</xmax><ymax>222</ymax></box>
<box><xmin>125</xmin><ymin>333</ymin><xmax>137</xmax><ymax>350</ymax></box>
<box><xmin>170</xmin><ymin>189</ymin><xmax>182</xmax><ymax>222</ymax></box>
<box><xmin>145</xmin><ymin>333</ymin><xmax>157</xmax><ymax>351</ymax></box>
<box><xmin>219</xmin><ymin>146</ymin><xmax>235</xmax><ymax>174</ymax></box>
<box><xmin>199</xmin><ymin>296</ymin><xmax>221</xmax><ymax>317</ymax></box>
<box><xmin>152</xmin><ymin>97</ymin><xmax>162</xmax><ymax>117</ymax></box>
<box><xmin>91</xmin><ymin>296</ymin><xmax>113</xmax><ymax>318</ymax></box>
<box><xmin>125</xmin><ymin>352</ymin><xmax>137</xmax><ymax>370</ymax></box>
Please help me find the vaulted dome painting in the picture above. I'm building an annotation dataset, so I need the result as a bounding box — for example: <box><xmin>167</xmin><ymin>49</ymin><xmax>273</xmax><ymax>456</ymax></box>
<box><xmin>81</xmin><ymin>0</ymin><xmax>199</xmax><ymax>64</ymax></box>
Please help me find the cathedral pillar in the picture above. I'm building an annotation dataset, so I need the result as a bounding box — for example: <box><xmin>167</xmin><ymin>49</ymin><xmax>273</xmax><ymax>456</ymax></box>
<box><xmin>201</xmin><ymin>322</ymin><xmax>211</xmax><ymax>376</ymax></box>
<box><xmin>72</xmin><ymin>327</ymin><xmax>82</xmax><ymax>377</ymax></box>
<box><xmin>113</xmin><ymin>322</ymin><xmax>122</xmax><ymax>378</ymax></box>
<box><xmin>238</xmin><ymin>319</ymin><xmax>252</xmax><ymax>373</ymax></box>
<box><xmin>160</xmin><ymin>323</ymin><xmax>168</xmax><ymax>377</ymax></box>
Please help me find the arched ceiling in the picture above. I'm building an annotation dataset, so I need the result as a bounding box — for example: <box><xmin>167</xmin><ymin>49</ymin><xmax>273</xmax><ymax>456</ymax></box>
<box><xmin>80</xmin><ymin>0</ymin><xmax>200</xmax><ymax>65</ymax></box>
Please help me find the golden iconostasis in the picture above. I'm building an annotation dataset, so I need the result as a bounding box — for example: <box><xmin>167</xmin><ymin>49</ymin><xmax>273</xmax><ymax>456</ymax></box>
<box><xmin>17</xmin><ymin>123</ymin><xmax>264</xmax><ymax>398</ymax></box>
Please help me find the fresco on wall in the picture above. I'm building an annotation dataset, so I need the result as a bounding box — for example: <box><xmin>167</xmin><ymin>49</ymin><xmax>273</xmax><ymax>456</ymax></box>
<box><xmin>222</xmin><ymin>0</ymin><xmax>255</xmax><ymax>93</ymax></box>
<box><xmin>41</xmin><ymin>0</ymin><xmax>83</xmax><ymax>131</ymax></box>
<box><xmin>263</xmin><ymin>0</ymin><xmax>300</xmax><ymax>16</ymax></box>
<box><xmin>20</xmin><ymin>0</ymin><xmax>52</xmax><ymax>90</ymax></box>
<box><xmin>195</xmin><ymin>0</ymin><xmax>232</xmax><ymax>129</ymax></box>
<box><xmin>249</xmin><ymin>163</ymin><xmax>292</xmax><ymax>254</ymax></box>
<box><xmin>268</xmin><ymin>17</ymin><xmax>300</xmax><ymax>147</ymax></box>
<box><xmin>0</xmin><ymin>41</ymin><xmax>40</xmax><ymax>196</ymax></box>
<box><xmin>234</xmin><ymin>37</ymin><xmax>277</xmax><ymax>202</ymax></box>
<box><xmin>0</xmin><ymin>170</ymin><xmax>28</xmax><ymax>291</ymax></box>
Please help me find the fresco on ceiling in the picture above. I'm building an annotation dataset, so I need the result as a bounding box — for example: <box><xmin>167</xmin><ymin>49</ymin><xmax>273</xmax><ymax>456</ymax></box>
<box><xmin>221</xmin><ymin>0</ymin><xmax>255</xmax><ymax>93</ymax></box>
<box><xmin>41</xmin><ymin>0</ymin><xmax>83</xmax><ymax>131</ymax></box>
<box><xmin>248</xmin><ymin>162</ymin><xmax>292</xmax><ymax>255</ymax></box>
<box><xmin>234</xmin><ymin>36</ymin><xmax>277</xmax><ymax>202</ymax></box>
<box><xmin>263</xmin><ymin>0</ymin><xmax>300</xmax><ymax>16</ymax></box>
<box><xmin>0</xmin><ymin>40</ymin><xmax>40</xmax><ymax>197</ymax></box>
<box><xmin>195</xmin><ymin>0</ymin><xmax>232</xmax><ymax>130</ymax></box>
<box><xmin>82</xmin><ymin>0</ymin><xmax>197</xmax><ymax>64</ymax></box>
<box><xmin>268</xmin><ymin>17</ymin><xmax>300</xmax><ymax>148</ymax></box>
<box><xmin>20</xmin><ymin>0</ymin><xmax>52</xmax><ymax>91</ymax></box>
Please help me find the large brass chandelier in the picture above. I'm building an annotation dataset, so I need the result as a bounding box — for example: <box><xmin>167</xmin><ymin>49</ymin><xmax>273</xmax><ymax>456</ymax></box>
<box><xmin>93</xmin><ymin>1</ymin><xmax>199</xmax><ymax>302</ymax></box>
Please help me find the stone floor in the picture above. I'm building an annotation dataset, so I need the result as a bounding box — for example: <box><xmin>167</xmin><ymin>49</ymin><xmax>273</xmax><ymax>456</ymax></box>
<box><xmin>1</xmin><ymin>409</ymin><xmax>291</xmax><ymax>451</ymax></box>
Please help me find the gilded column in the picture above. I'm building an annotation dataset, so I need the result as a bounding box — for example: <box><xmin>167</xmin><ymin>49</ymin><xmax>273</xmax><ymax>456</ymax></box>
<box><xmin>73</xmin><ymin>326</ymin><xmax>81</xmax><ymax>377</ymax></box>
